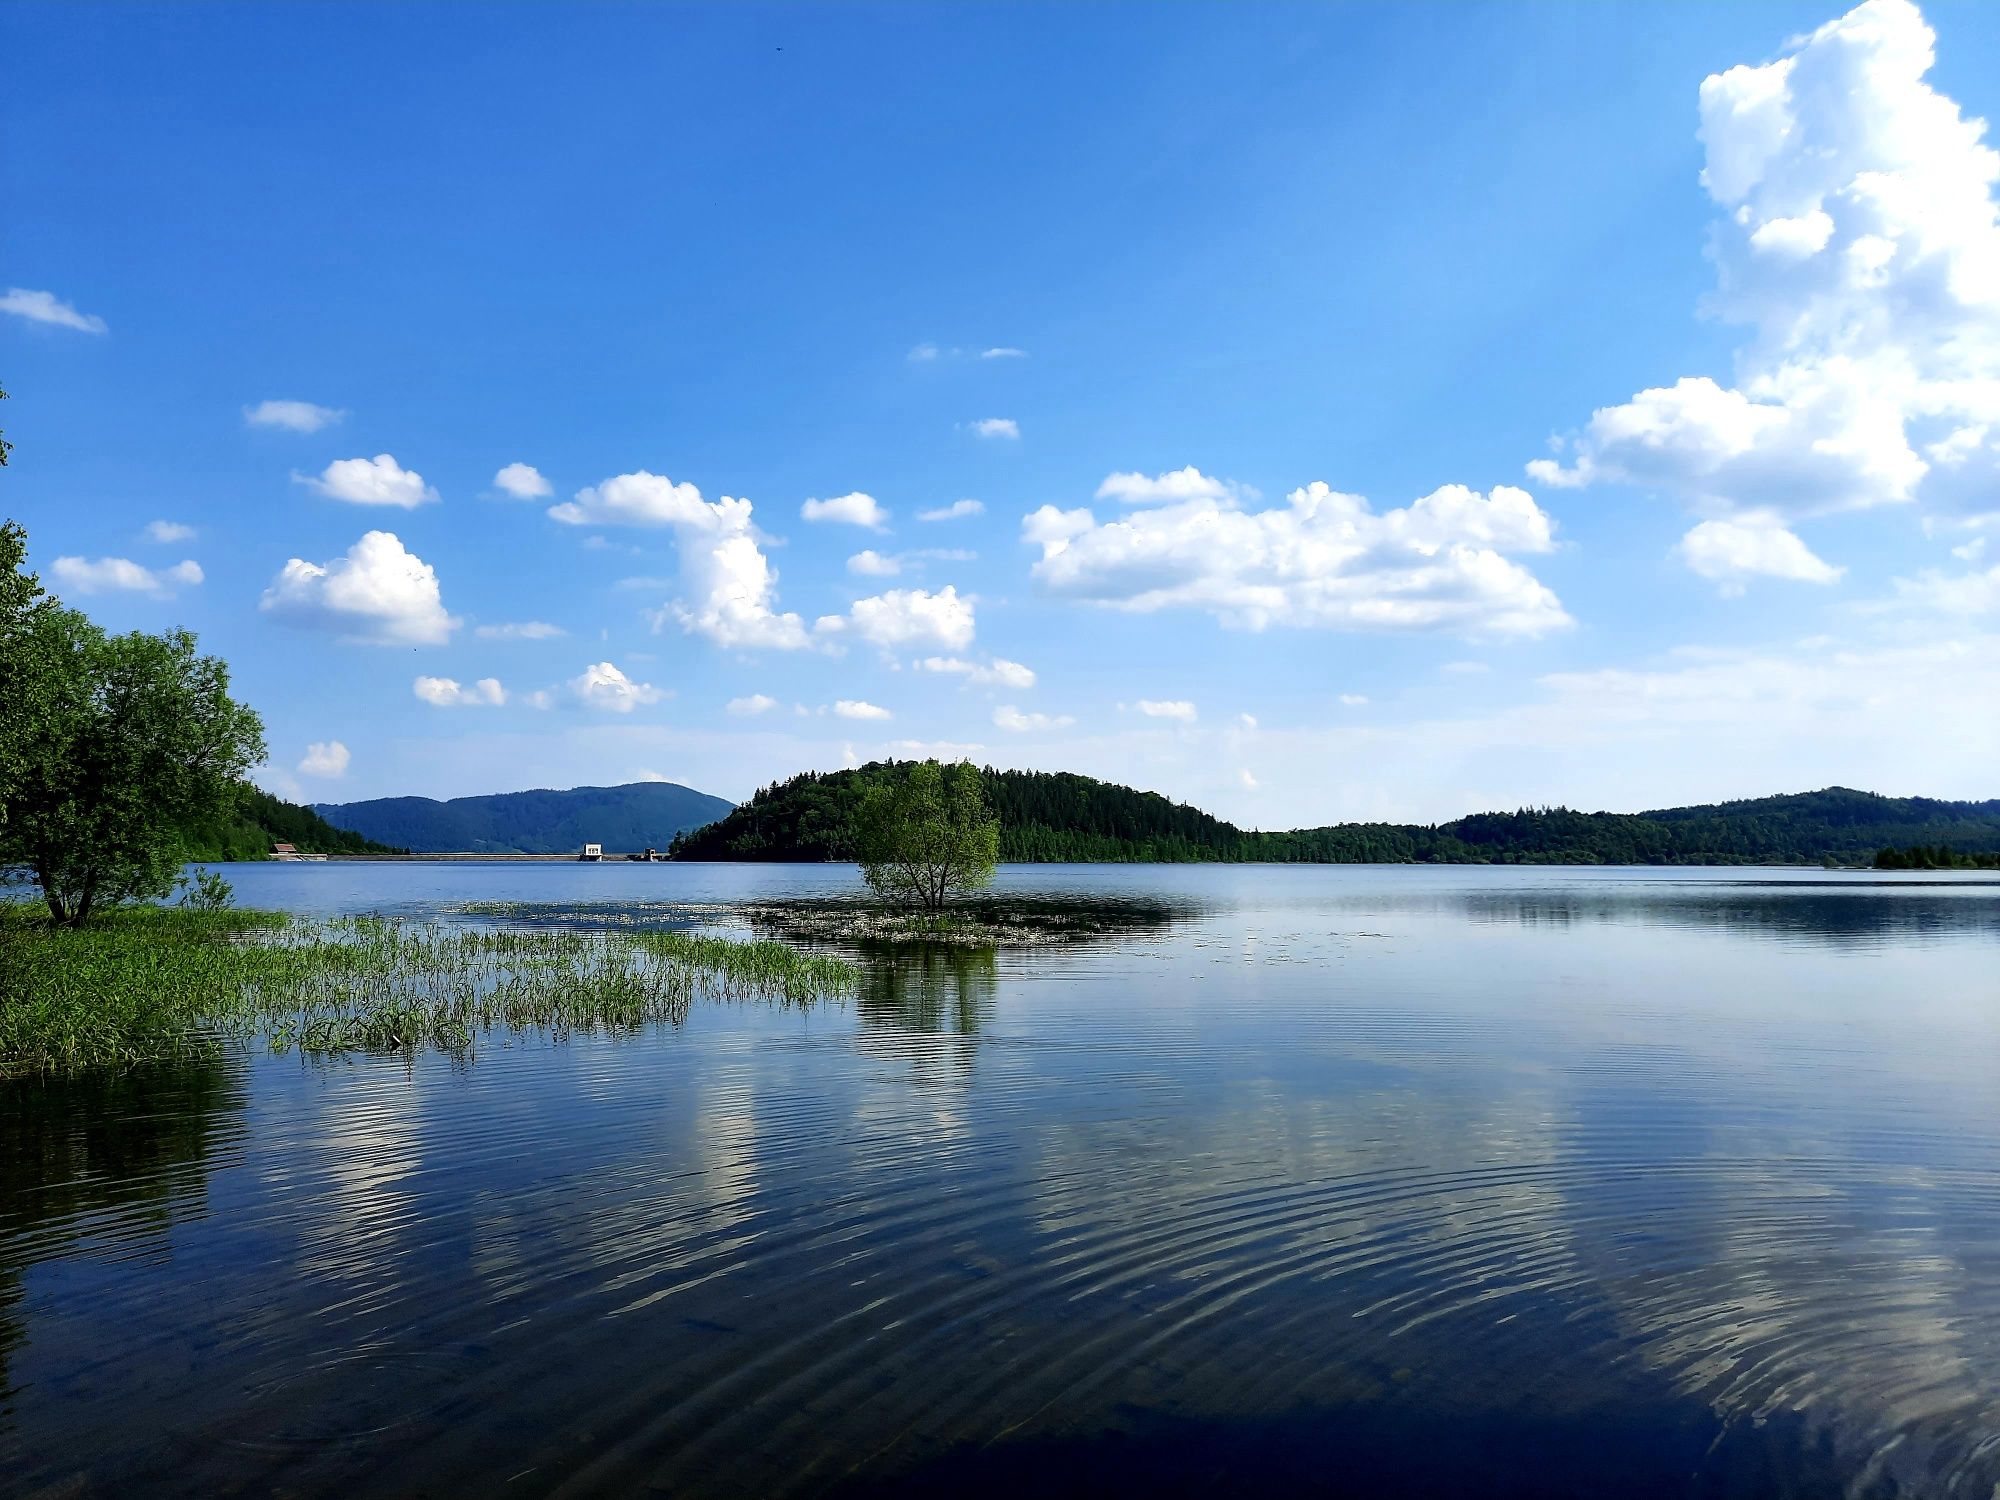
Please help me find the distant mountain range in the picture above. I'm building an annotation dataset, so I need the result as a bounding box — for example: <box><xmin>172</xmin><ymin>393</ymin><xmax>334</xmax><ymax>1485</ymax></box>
<box><xmin>669</xmin><ymin>766</ymin><xmax>2000</xmax><ymax>867</ymax></box>
<box><xmin>315</xmin><ymin>781</ymin><xmax>735</xmax><ymax>855</ymax></box>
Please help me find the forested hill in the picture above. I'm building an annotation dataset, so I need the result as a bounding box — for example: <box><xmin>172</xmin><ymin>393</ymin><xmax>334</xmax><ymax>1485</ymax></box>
<box><xmin>183</xmin><ymin>787</ymin><xmax>403</xmax><ymax>860</ymax></box>
<box><xmin>316</xmin><ymin>781</ymin><xmax>735</xmax><ymax>854</ymax></box>
<box><xmin>667</xmin><ymin>766</ymin><xmax>2000</xmax><ymax>867</ymax></box>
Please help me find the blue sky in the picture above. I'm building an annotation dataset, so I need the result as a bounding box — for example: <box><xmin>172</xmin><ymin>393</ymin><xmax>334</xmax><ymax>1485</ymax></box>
<box><xmin>5</xmin><ymin>0</ymin><xmax>1998</xmax><ymax>824</ymax></box>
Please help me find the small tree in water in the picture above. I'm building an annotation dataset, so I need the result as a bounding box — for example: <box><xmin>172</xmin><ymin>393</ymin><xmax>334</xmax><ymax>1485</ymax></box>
<box><xmin>854</xmin><ymin>760</ymin><xmax>1000</xmax><ymax>912</ymax></box>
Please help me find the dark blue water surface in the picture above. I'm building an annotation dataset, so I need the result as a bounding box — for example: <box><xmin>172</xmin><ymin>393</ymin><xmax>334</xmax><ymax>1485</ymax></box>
<box><xmin>4</xmin><ymin>863</ymin><xmax>1999</xmax><ymax>1498</ymax></box>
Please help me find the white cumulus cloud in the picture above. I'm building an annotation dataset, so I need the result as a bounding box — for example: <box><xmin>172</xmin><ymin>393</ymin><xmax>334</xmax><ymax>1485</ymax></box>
<box><xmin>298</xmin><ymin>454</ymin><xmax>438</xmax><ymax>508</ymax></box>
<box><xmin>298</xmin><ymin>741</ymin><xmax>350</xmax><ymax>779</ymax></box>
<box><xmin>848</xmin><ymin>549</ymin><xmax>901</xmax><ymax>576</ymax></box>
<box><xmin>1676</xmin><ymin>515</ymin><xmax>1845</xmax><ymax>591</ymax></box>
<box><xmin>569</xmin><ymin>661</ymin><xmax>664</xmax><ymax>713</ymax></box>
<box><xmin>833</xmin><ymin>699</ymin><xmax>891</xmax><ymax>720</ymax></box>
<box><xmin>1025</xmin><ymin>480</ymin><xmax>1566</xmax><ymax>637</ymax></box>
<box><xmin>413</xmin><ymin>675</ymin><xmax>506</xmax><ymax>707</ymax></box>
<box><xmin>260</xmin><ymin>531</ymin><xmax>458</xmax><ymax>645</ymax></box>
<box><xmin>727</xmin><ymin>693</ymin><xmax>779</xmax><ymax>716</ymax></box>
<box><xmin>245</xmin><ymin>400</ymin><xmax>344</xmax><ymax>433</ymax></box>
<box><xmin>1</xmin><ymin>287</ymin><xmax>106</xmax><ymax>333</ymax></box>
<box><xmin>144</xmin><ymin>520</ymin><xmax>196</xmax><ymax>544</ymax></box>
<box><xmin>1095</xmin><ymin>466</ymin><xmax>1241</xmax><ymax>507</ymax></box>
<box><xmin>802</xmin><ymin>492</ymin><xmax>889</xmax><ymax>529</ymax></box>
<box><xmin>1531</xmin><ymin>0</ymin><xmax>2000</xmax><ymax>533</ymax></box>
<box><xmin>818</xmin><ymin>586</ymin><xmax>975</xmax><ymax>652</ymax></box>
<box><xmin>555</xmin><ymin>472</ymin><xmax>812</xmax><ymax>651</ymax></box>
<box><xmin>981</xmin><ymin>347</ymin><xmax>1028</xmax><ymax>360</ymax></box>
<box><xmin>969</xmin><ymin>418</ymin><xmax>1019</xmax><ymax>440</ymax></box>
<box><xmin>1136</xmin><ymin>699</ymin><xmax>1198</xmax><ymax>721</ymax></box>
<box><xmin>493</xmin><ymin>462</ymin><xmax>552</xmax><ymax>500</ymax></box>
<box><xmin>51</xmin><ymin>557</ymin><xmax>202</xmax><ymax>596</ymax></box>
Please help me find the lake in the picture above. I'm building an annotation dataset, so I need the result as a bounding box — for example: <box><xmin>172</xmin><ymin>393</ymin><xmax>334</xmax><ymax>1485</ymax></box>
<box><xmin>4</xmin><ymin>862</ymin><xmax>1999</xmax><ymax>1497</ymax></box>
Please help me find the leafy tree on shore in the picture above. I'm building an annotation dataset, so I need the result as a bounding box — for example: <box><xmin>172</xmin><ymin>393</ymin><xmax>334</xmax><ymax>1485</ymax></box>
<box><xmin>1</xmin><ymin>524</ymin><xmax>267</xmax><ymax>925</ymax></box>
<box><xmin>854</xmin><ymin>760</ymin><xmax>1000</xmax><ymax>911</ymax></box>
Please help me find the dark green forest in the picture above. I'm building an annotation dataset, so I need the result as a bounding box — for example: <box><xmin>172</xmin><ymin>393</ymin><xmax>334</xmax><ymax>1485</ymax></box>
<box><xmin>182</xmin><ymin>787</ymin><xmax>401</xmax><ymax>860</ymax></box>
<box><xmin>668</xmin><ymin>765</ymin><xmax>2000</xmax><ymax>868</ymax></box>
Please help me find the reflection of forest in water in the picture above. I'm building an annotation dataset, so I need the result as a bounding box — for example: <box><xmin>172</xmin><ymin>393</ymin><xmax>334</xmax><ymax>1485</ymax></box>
<box><xmin>1440</xmin><ymin>887</ymin><xmax>1999</xmax><ymax>946</ymax></box>
<box><xmin>0</xmin><ymin>1061</ymin><xmax>246</xmax><ymax>1417</ymax></box>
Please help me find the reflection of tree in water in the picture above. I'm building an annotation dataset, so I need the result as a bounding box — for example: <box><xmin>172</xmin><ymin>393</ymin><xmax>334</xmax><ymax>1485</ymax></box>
<box><xmin>0</xmin><ymin>1060</ymin><xmax>246</xmax><ymax>1419</ymax></box>
<box><xmin>850</xmin><ymin>944</ymin><xmax>1000</xmax><ymax>1087</ymax></box>
<box><xmin>856</xmin><ymin>942</ymin><xmax>999</xmax><ymax>1036</ymax></box>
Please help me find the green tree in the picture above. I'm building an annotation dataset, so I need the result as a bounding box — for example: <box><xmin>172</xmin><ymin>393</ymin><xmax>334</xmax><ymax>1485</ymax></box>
<box><xmin>854</xmin><ymin>760</ymin><xmax>1000</xmax><ymax>911</ymax></box>
<box><xmin>0</xmin><ymin>521</ymin><xmax>52</xmax><ymax>842</ymax></box>
<box><xmin>1</xmin><ymin>532</ymin><xmax>266</xmax><ymax>924</ymax></box>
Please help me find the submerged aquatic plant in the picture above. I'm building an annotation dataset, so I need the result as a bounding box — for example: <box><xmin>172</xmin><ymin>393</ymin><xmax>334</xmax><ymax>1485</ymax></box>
<box><xmin>0</xmin><ymin>904</ymin><xmax>853</xmax><ymax>1076</ymax></box>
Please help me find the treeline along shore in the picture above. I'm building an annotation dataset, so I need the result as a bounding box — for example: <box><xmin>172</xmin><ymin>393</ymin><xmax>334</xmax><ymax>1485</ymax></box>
<box><xmin>188</xmin><ymin>766</ymin><xmax>2000</xmax><ymax>870</ymax></box>
<box><xmin>662</xmin><ymin>767</ymin><xmax>2000</xmax><ymax>869</ymax></box>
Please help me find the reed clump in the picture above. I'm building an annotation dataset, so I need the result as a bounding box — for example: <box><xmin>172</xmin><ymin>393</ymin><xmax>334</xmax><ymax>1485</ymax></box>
<box><xmin>0</xmin><ymin>905</ymin><xmax>853</xmax><ymax>1076</ymax></box>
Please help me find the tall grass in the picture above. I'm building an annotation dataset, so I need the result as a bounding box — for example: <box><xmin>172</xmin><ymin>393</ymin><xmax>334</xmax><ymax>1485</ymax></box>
<box><xmin>0</xmin><ymin>905</ymin><xmax>853</xmax><ymax>1076</ymax></box>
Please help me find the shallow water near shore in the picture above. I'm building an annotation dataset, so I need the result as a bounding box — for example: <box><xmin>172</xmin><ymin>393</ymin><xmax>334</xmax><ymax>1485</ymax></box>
<box><xmin>4</xmin><ymin>862</ymin><xmax>1999</xmax><ymax>1497</ymax></box>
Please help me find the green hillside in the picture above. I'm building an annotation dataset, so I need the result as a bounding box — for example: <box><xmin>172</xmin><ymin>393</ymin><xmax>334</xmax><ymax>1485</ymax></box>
<box><xmin>315</xmin><ymin>781</ymin><xmax>735</xmax><ymax>854</ymax></box>
<box><xmin>668</xmin><ymin>765</ymin><xmax>2000</xmax><ymax>867</ymax></box>
<box><xmin>183</xmin><ymin>786</ymin><xmax>403</xmax><ymax>860</ymax></box>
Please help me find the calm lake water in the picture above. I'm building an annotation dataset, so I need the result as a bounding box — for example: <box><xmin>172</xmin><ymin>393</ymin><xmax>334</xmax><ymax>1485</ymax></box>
<box><xmin>5</xmin><ymin>862</ymin><xmax>1999</xmax><ymax>1498</ymax></box>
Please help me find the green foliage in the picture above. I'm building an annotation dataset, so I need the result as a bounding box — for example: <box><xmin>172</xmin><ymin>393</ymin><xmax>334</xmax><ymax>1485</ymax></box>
<box><xmin>312</xmin><ymin>780</ymin><xmax>734</xmax><ymax>854</ymax></box>
<box><xmin>1</xmin><ymin>555</ymin><xmax>268</xmax><ymax>922</ymax></box>
<box><xmin>0</xmin><ymin>903</ymin><xmax>854</xmax><ymax>1076</ymax></box>
<box><xmin>175</xmin><ymin>868</ymin><xmax>236</xmax><ymax>910</ymax></box>
<box><xmin>180</xmin><ymin>784</ymin><xmax>402</xmax><ymax>860</ymax></box>
<box><xmin>1874</xmin><ymin>843</ymin><xmax>2000</xmax><ymax>870</ymax></box>
<box><xmin>855</xmin><ymin>760</ymin><xmax>1000</xmax><ymax>910</ymax></box>
<box><xmin>0</xmin><ymin>520</ymin><xmax>52</xmax><ymax>836</ymax></box>
<box><xmin>672</xmin><ymin>766</ymin><xmax>2000</xmax><ymax>868</ymax></box>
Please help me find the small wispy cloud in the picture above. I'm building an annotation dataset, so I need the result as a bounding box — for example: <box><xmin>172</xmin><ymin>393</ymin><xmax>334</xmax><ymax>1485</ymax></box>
<box><xmin>245</xmin><ymin>399</ymin><xmax>345</xmax><ymax>433</ymax></box>
<box><xmin>993</xmin><ymin>705</ymin><xmax>1072</xmax><ymax>732</ymax></box>
<box><xmin>1</xmin><ymin>287</ymin><xmax>107</xmax><ymax>334</ymax></box>
<box><xmin>51</xmin><ymin>556</ymin><xmax>202</xmax><ymax>596</ymax></box>
<box><xmin>916</xmin><ymin>656</ymin><xmax>1034</xmax><ymax>690</ymax></box>
<box><xmin>474</xmin><ymin>620</ymin><xmax>566</xmax><ymax>641</ymax></box>
<box><xmin>968</xmin><ymin>418</ymin><xmax>1019</xmax><ymax>440</ymax></box>
<box><xmin>144</xmin><ymin>520</ymin><xmax>196</xmax><ymax>544</ymax></box>
<box><xmin>918</xmin><ymin>499</ymin><xmax>985</xmax><ymax>522</ymax></box>
<box><xmin>414</xmin><ymin>675</ymin><xmax>506</xmax><ymax>708</ymax></box>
